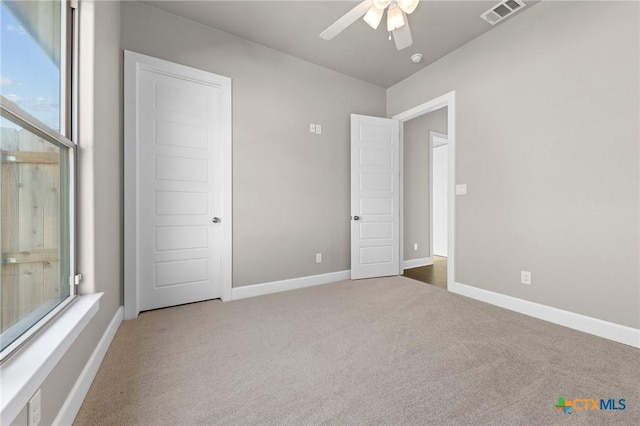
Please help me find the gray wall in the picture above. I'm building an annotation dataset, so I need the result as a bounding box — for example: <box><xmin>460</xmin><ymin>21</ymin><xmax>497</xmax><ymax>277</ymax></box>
<box><xmin>403</xmin><ymin>108</ymin><xmax>447</xmax><ymax>263</ymax></box>
<box><xmin>121</xmin><ymin>1</ymin><xmax>386</xmax><ymax>287</ymax></box>
<box><xmin>10</xmin><ymin>1</ymin><xmax>123</xmax><ymax>425</ymax></box>
<box><xmin>389</xmin><ymin>1</ymin><xmax>640</xmax><ymax>328</ymax></box>
<box><xmin>10</xmin><ymin>1</ymin><xmax>639</xmax><ymax>423</ymax></box>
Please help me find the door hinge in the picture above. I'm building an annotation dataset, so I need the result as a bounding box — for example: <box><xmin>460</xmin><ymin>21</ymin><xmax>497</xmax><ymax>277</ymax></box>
<box><xmin>74</xmin><ymin>273</ymin><xmax>83</xmax><ymax>285</ymax></box>
<box><xmin>70</xmin><ymin>0</ymin><xmax>79</xmax><ymax>10</ymax></box>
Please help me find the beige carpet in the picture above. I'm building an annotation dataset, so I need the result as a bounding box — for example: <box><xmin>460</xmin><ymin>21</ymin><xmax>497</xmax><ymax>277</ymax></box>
<box><xmin>75</xmin><ymin>276</ymin><xmax>639</xmax><ymax>425</ymax></box>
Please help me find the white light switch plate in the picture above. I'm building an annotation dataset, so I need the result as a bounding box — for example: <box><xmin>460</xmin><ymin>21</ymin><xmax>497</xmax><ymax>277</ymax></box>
<box><xmin>456</xmin><ymin>184</ymin><xmax>467</xmax><ymax>195</ymax></box>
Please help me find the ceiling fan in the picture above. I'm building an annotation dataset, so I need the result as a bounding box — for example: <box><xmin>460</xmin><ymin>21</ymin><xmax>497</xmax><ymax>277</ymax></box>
<box><xmin>319</xmin><ymin>0</ymin><xmax>420</xmax><ymax>51</ymax></box>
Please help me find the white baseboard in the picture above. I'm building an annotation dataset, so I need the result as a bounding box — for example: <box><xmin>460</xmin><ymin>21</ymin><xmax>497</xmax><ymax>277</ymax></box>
<box><xmin>403</xmin><ymin>257</ymin><xmax>433</xmax><ymax>270</ymax></box>
<box><xmin>232</xmin><ymin>270</ymin><xmax>351</xmax><ymax>300</ymax></box>
<box><xmin>451</xmin><ymin>282</ymin><xmax>640</xmax><ymax>348</ymax></box>
<box><xmin>53</xmin><ymin>306</ymin><xmax>124</xmax><ymax>426</ymax></box>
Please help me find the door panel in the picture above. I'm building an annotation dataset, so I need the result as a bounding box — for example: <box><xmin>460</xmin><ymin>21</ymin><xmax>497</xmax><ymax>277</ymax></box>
<box><xmin>155</xmin><ymin>226</ymin><xmax>208</xmax><ymax>251</ymax></box>
<box><xmin>137</xmin><ymin>68</ymin><xmax>222</xmax><ymax>311</ymax></box>
<box><xmin>155</xmin><ymin>156</ymin><xmax>209</xmax><ymax>182</ymax></box>
<box><xmin>350</xmin><ymin>114</ymin><xmax>399</xmax><ymax>279</ymax></box>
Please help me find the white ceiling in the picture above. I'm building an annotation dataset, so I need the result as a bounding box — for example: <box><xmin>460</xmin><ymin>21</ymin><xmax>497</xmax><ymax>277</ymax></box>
<box><xmin>141</xmin><ymin>0</ymin><xmax>540</xmax><ymax>88</ymax></box>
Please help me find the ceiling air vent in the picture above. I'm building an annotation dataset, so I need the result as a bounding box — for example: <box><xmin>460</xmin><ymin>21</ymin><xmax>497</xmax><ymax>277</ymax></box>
<box><xmin>481</xmin><ymin>0</ymin><xmax>526</xmax><ymax>25</ymax></box>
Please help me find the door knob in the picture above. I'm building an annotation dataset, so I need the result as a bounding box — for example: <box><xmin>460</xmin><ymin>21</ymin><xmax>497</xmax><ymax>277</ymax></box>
<box><xmin>353</xmin><ymin>215</ymin><xmax>360</xmax><ymax>221</ymax></box>
<box><xmin>212</xmin><ymin>217</ymin><xmax>221</xmax><ymax>223</ymax></box>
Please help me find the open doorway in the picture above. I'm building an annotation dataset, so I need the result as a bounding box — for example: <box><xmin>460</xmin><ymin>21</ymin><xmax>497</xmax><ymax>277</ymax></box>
<box><xmin>400</xmin><ymin>107</ymin><xmax>449</xmax><ymax>289</ymax></box>
<box><xmin>403</xmin><ymin>256</ymin><xmax>448</xmax><ymax>289</ymax></box>
<box><xmin>349</xmin><ymin>91</ymin><xmax>455</xmax><ymax>286</ymax></box>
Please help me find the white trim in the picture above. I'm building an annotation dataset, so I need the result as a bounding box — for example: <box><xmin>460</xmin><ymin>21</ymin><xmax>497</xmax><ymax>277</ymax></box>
<box><xmin>429</xmin><ymin>131</ymin><xmax>448</xmax><ymax>259</ymax></box>
<box><xmin>53</xmin><ymin>306</ymin><xmax>123</xmax><ymax>426</ymax></box>
<box><xmin>394</xmin><ymin>92</ymin><xmax>454</xmax><ymax>122</ymax></box>
<box><xmin>123</xmin><ymin>51</ymin><xmax>139</xmax><ymax>320</ymax></box>
<box><xmin>451</xmin><ymin>282</ymin><xmax>640</xmax><ymax>348</ymax></box>
<box><xmin>220</xmin><ymin>73</ymin><xmax>233</xmax><ymax>302</ymax></box>
<box><xmin>393</xmin><ymin>91</ymin><xmax>456</xmax><ymax>292</ymax></box>
<box><xmin>430</xmin><ymin>131</ymin><xmax>448</xmax><ymax>148</ymax></box>
<box><xmin>0</xmin><ymin>298</ymin><xmax>75</xmax><ymax>363</ymax></box>
<box><xmin>124</xmin><ymin>50</ymin><xmax>233</xmax><ymax>319</ymax></box>
<box><xmin>0</xmin><ymin>294</ymin><xmax>102</xmax><ymax>426</ymax></box>
<box><xmin>231</xmin><ymin>270</ymin><xmax>351</xmax><ymax>300</ymax></box>
<box><xmin>428</xmin><ymin>133</ymin><xmax>434</xmax><ymax>260</ymax></box>
<box><xmin>403</xmin><ymin>257</ymin><xmax>433</xmax><ymax>270</ymax></box>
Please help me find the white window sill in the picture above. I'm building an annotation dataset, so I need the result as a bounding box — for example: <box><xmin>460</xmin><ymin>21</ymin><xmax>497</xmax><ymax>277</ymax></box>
<box><xmin>0</xmin><ymin>293</ymin><xmax>102</xmax><ymax>425</ymax></box>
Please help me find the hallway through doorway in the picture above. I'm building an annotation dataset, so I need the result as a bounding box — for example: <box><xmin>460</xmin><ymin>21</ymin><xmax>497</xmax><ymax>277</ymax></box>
<box><xmin>403</xmin><ymin>256</ymin><xmax>447</xmax><ymax>289</ymax></box>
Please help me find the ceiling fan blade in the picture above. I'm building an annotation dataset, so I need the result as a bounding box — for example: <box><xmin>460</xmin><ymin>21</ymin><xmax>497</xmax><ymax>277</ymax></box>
<box><xmin>320</xmin><ymin>0</ymin><xmax>373</xmax><ymax>40</ymax></box>
<box><xmin>392</xmin><ymin>13</ymin><xmax>413</xmax><ymax>50</ymax></box>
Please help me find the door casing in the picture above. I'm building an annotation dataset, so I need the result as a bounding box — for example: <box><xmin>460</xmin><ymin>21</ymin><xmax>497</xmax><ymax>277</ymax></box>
<box><xmin>124</xmin><ymin>51</ymin><xmax>232</xmax><ymax>319</ymax></box>
<box><xmin>394</xmin><ymin>91</ymin><xmax>456</xmax><ymax>290</ymax></box>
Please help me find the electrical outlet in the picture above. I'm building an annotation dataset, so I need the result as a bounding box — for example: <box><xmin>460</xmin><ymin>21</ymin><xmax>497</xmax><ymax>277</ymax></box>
<box><xmin>28</xmin><ymin>389</ymin><xmax>41</xmax><ymax>426</ymax></box>
<box><xmin>456</xmin><ymin>184</ymin><xmax>467</xmax><ymax>195</ymax></box>
<box><xmin>316</xmin><ymin>253</ymin><xmax>322</xmax><ymax>263</ymax></box>
<box><xmin>521</xmin><ymin>271</ymin><xmax>531</xmax><ymax>285</ymax></box>
<box><xmin>413</xmin><ymin>243</ymin><xmax>418</xmax><ymax>251</ymax></box>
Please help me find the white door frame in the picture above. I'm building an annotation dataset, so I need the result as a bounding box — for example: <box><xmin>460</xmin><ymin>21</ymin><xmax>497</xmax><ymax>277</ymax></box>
<box><xmin>124</xmin><ymin>51</ymin><xmax>233</xmax><ymax>319</ymax></box>
<box><xmin>429</xmin><ymin>131</ymin><xmax>448</xmax><ymax>259</ymax></box>
<box><xmin>393</xmin><ymin>91</ymin><xmax>456</xmax><ymax>290</ymax></box>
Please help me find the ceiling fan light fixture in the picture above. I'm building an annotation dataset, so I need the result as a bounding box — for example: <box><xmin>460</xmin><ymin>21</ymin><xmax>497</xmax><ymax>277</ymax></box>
<box><xmin>373</xmin><ymin>0</ymin><xmax>392</xmax><ymax>9</ymax></box>
<box><xmin>387</xmin><ymin>4</ymin><xmax>405</xmax><ymax>31</ymax></box>
<box><xmin>363</xmin><ymin>6</ymin><xmax>384</xmax><ymax>29</ymax></box>
<box><xmin>398</xmin><ymin>0</ymin><xmax>420</xmax><ymax>15</ymax></box>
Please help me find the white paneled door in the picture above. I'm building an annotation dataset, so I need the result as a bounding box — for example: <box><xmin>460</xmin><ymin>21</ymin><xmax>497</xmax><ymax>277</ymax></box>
<box><xmin>125</xmin><ymin>52</ymin><xmax>232</xmax><ymax>317</ymax></box>
<box><xmin>350</xmin><ymin>114</ymin><xmax>400</xmax><ymax>279</ymax></box>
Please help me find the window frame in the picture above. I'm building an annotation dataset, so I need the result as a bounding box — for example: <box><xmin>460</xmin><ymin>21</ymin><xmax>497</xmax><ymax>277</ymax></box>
<box><xmin>0</xmin><ymin>0</ymin><xmax>77</xmax><ymax>363</ymax></box>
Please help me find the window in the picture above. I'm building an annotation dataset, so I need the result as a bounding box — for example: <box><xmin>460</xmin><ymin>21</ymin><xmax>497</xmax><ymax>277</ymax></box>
<box><xmin>0</xmin><ymin>0</ymin><xmax>75</xmax><ymax>359</ymax></box>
